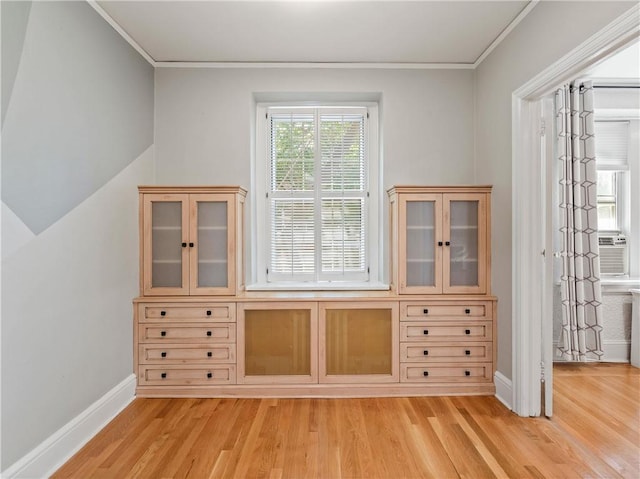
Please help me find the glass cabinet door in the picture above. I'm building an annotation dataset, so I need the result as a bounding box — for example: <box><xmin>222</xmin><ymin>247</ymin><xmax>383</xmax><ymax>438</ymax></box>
<box><xmin>143</xmin><ymin>194</ymin><xmax>189</xmax><ymax>295</ymax></box>
<box><xmin>320</xmin><ymin>302</ymin><xmax>399</xmax><ymax>383</ymax></box>
<box><xmin>195</xmin><ymin>200</ymin><xmax>228</xmax><ymax>289</ymax></box>
<box><xmin>399</xmin><ymin>194</ymin><xmax>442</xmax><ymax>294</ymax></box>
<box><xmin>443</xmin><ymin>194</ymin><xmax>487</xmax><ymax>294</ymax></box>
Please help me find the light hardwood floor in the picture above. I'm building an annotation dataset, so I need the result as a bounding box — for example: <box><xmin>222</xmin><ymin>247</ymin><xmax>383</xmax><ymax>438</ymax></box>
<box><xmin>52</xmin><ymin>363</ymin><xmax>639</xmax><ymax>478</ymax></box>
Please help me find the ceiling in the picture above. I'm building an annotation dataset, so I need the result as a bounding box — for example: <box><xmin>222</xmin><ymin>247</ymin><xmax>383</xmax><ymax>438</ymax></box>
<box><xmin>95</xmin><ymin>0</ymin><xmax>533</xmax><ymax>65</ymax></box>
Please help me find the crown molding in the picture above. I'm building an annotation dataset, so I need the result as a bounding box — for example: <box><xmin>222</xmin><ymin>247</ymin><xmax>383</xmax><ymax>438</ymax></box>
<box><xmin>473</xmin><ymin>0</ymin><xmax>539</xmax><ymax>68</ymax></box>
<box><xmin>153</xmin><ymin>61</ymin><xmax>475</xmax><ymax>69</ymax></box>
<box><xmin>87</xmin><ymin>0</ymin><xmax>156</xmax><ymax>66</ymax></box>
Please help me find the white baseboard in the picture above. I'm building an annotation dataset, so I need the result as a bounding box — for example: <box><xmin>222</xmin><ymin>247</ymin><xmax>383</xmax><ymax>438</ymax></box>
<box><xmin>2</xmin><ymin>374</ymin><xmax>136</xmax><ymax>479</ymax></box>
<box><xmin>494</xmin><ymin>371</ymin><xmax>513</xmax><ymax>410</ymax></box>
<box><xmin>552</xmin><ymin>340</ymin><xmax>631</xmax><ymax>363</ymax></box>
<box><xmin>602</xmin><ymin>340</ymin><xmax>631</xmax><ymax>363</ymax></box>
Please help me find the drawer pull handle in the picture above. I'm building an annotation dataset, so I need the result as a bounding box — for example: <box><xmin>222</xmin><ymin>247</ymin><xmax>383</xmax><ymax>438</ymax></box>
<box><xmin>423</xmin><ymin>350</ymin><xmax>429</xmax><ymax>356</ymax></box>
<box><xmin>189</xmin><ymin>242</ymin><xmax>194</xmax><ymax>247</ymax></box>
<box><xmin>423</xmin><ymin>309</ymin><xmax>429</xmax><ymax>314</ymax></box>
<box><xmin>161</xmin><ymin>352</ymin><xmax>167</xmax><ymax>358</ymax></box>
<box><xmin>423</xmin><ymin>330</ymin><xmax>429</xmax><ymax>335</ymax></box>
<box><xmin>206</xmin><ymin>310</ymin><xmax>212</xmax><ymax>316</ymax></box>
<box><xmin>465</xmin><ymin>370</ymin><xmax>471</xmax><ymax>376</ymax></box>
<box><xmin>465</xmin><ymin>309</ymin><xmax>471</xmax><ymax>314</ymax></box>
<box><xmin>465</xmin><ymin>350</ymin><xmax>471</xmax><ymax>356</ymax></box>
<box><xmin>207</xmin><ymin>372</ymin><xmax>213</xmax><ymax>379</ymax></box>
<box><xmin>207</xmin><ymin>351</ymin><xmax>213</xmax><ymax>357</ymax></box>
<box><xmin>160</xmin><ymin>331</ymin><xmax>167</xmax><ymax>337</ymax></box>
<box><xmin>206</xmin><ymin>331</ymin><xmax>212</xmax><ymax>336</ymax></box>
<box><xmin>160</xmin><ymin>311</ymin><xmax>166</xmax><ymax>316</ymax></box>
<box><xmin>182</xmin><ymin>242</ymin><xmax>187</xmax><ymax>248</ymax></box>
<box><xmin>465</xmin><ymin>329</ymin><xmax>471</xmax><ymax>335</ymax></box>
<box><xmin>161</xmin><ymin>373</ymin><xmax>167</xmax><ymax>379</ymax></box>
<box><xmin>423</xmin><ymin>371</ymin><xmax>429</xmax><ymax>377</ymax></box>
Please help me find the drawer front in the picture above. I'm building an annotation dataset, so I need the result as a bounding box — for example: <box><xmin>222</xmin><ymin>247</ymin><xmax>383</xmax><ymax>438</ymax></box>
<box><xmin>400</xmin><ymin>342</ymin><xmax>492</xmax><ymax>363</ymax></box>
<box><xmin>139</xmin><ymin>344</ymin><xmax>236</xmax><ymax>364</ymax></box>
<box><xmin>140</xmin><ymin>303</ymin><xmax>236</xmax><ymax>323</ymax></box>
<box><xmin>400</xmin><ymin>363</ymin><xmax>492</xmax><ymax>383</ymax></box>
<box><xmin>139</xmin><ymin>365</ymin><xmax>236</xmax><ymax>386</ymax></box>
<box><xmin>402</xmin><ymin>302</ymin><xmax>491</xmax><ymax>320</ymax></box>
<box><xmin>400</xmin><ymin>321</ymin><xmax>492</xmax><ymax>341</ymax></box>
<box><xmin>139</xmin><ymin>323</ymin><xmax>236</xmax><ymax>343</ymax></box>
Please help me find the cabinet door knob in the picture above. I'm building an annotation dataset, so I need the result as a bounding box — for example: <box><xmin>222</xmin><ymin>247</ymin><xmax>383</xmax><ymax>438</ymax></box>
<box><xmin>182</xmin><ymin>242</ymin><xmax>187</xmax><ymax>248</ymax></box>
<box><xmin>423</xmin><ymin>309</ymin><xmax>429</xmax><ymax>314</ymax></box>
<box><xmin>423</xmin><ymin>330</ymin><xmax>429</xmax><ymax>335</ymax></box>
<box><xmin>423</xmin><ymin>350</ymin><xmax>429</xmax><ymax>356</ymax></box>
<box><xmin>160</xmin><ymin>311</ymin><xmax>166</xmax><ymax>316</ymax></box>
<box><xmin>161</xmin><ymin>352</ymin><xmax>167</xmax><ymax>358</ymax></box>
<box><xmin>207</xmin><ymin>372</ymin><xmax>213</xmax><ymax>379</ymax></box>
<box><xmin>445</xmin><ymin>241</ymin><xmax>451</xmax><ymax>246</ymax></box>
<box><xmin>423</xmin><ymin>371</ymin><xmax>429</xmax><ymax>377</ymax></box>
<box><xmin>465</xmin><ymin>308</ymin><xmax>471</xmax><ymax>314</ymax></box>
<box><xmin>206</xmin><ymin>331</ymin><xmax>212</xmax><ymax>336</ymax></box>
<box><xmin>207</xmin><ymin>351</ymin><xmax>213</xmax><ymax>357</ymax></box>
<box><xmin>189</xmin><ymin>242</ymin><xmax>194</xmax><ymax>247</ymax></box>
<box><xmin>160</xmin><ymin>331</ymin><xmax>166</xmax><ymax>337</ymax></box>
<box><xmin>438</xmin><ymin>241</ymin><xmax>443</xmax><ymax>246</ymax></box>
<box><xmin>465</xmin><ymin>329</ymin><xmax>471</xmax><ymax>335</ymax></box>
<box><xmin>161</xmin><ymin>373</ymin><xmax>167</xmax><ymax>379</ymax></box>
<box><xmin>206</xmin><ymin>310</ymin><xmax>212</xmax><ymax>316</ymax></box>
<box><xmin>465</xmin><ymin>350</ymin><xmax>471</xmax><ymax>356</ymax></box>
<box><xmin>465</xmin><ymin>370</ymin><xmax>471</xmax><ymax>376</ymax></box>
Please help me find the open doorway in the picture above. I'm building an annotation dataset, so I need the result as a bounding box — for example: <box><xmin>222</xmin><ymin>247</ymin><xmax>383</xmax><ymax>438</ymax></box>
<box><xmin>511</xmin><ymin>11</ymin><xmax>639</xmax><ymax>418</ymax></box>
<box><xmin>549</xmin><ymin>40</ymin><xmax>640</xmax><ymax>371</ymax></box>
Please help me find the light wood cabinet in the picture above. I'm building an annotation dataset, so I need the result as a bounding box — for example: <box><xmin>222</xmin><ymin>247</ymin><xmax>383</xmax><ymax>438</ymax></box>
<box><xmin>139</xmin><ymin>186</ymin><xmax>246</xmax><ymax>296</ymax></box>
<box><xmin>237</xmin><ymin>302</ymin><xmax>318</xmax><ymax>384</ymax></box>
<box><xmin>388</xmin><ymin>186</ymin><xmax>491</xmax><ymax>295</ymax></box>
<box><xmin>133</xmin><ymin>184</ymin><xmax>495</xmax><ymax>398</ymax></box>
<box><xmin>319</xmin><ymin>302</ymin><xmax>399</xmax><ymax>384</ymax></box>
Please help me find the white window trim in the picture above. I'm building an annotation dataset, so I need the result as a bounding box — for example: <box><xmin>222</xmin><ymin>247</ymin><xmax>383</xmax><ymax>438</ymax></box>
<box><xmin>251</xmin><ymin>102</ymin><xmax>382</xmax><ymax>290</ymax></box>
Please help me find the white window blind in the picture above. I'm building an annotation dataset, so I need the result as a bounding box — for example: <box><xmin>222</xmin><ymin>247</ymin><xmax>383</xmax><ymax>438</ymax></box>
<box><xmin>267</xmin><ymin>107</ymin><xmax>369</xmax><ymax>282</ymax></box>
<box><xmin>595</xmin><ymin>121</ymin><xmax>629</xmax><ymax>170</ymax></box>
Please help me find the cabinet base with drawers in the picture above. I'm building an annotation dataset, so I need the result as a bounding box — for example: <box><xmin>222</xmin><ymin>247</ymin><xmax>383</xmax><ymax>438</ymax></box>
<box><xmin>133</xmin><ymin>295</ymin><xmax>496</xmax><ymax>398</ymax></box>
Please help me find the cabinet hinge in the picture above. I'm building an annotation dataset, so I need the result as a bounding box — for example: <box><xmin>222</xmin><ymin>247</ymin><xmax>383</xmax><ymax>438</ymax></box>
<box><xmin>266</xmin><ymin>268</ymin><xmax>269</xmax><ymax>275</ymax></box>
<box><xmin>367</xmin><ymin>112</ymin><xmax>370</xmax><ymax>119</ymax></box>
<box><xmin>540</xmin><ymin>119</ymin><xmax>546</xmax><ymax>137</ymax></box>
<box><xmin>367</xmin><ymin>267</ymin><xmax>370</xmax><ymax>274</ymax></box>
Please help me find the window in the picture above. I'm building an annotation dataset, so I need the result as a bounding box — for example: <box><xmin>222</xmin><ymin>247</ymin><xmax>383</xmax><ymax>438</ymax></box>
<box><xmin>254</xmin><ymin>104</ymin><xmax>380</xmax><ymax>287</ymax></box>
<box><xmin>595</xmin><ymin>121</ymin><xmax>629</xmax><ymax>233</ymax></box>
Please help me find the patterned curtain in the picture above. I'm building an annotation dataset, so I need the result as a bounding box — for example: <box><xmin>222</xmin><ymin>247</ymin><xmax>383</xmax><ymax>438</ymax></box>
<box><xmin>555</xmin><ymin>81</ymin><xmax>604</xmax><ymax>361</ymax></box>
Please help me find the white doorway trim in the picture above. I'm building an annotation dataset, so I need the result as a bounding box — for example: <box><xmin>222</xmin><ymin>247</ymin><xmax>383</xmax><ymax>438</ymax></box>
<box><xmin>511</xmin><ymin>4</ymin><xmax>640</xmax><ymax>417</ymax></box>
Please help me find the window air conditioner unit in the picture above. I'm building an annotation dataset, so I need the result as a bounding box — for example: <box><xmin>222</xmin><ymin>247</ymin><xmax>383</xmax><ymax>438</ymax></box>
<box><xmin>598</xmin><ymin>235</ymin><xmax>628</xmax><ymax>275</ymax></box>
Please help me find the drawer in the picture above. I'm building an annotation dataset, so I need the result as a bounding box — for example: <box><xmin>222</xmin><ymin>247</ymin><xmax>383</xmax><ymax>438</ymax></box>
<box><xmin>400</xmin><ymin>342</ymin><xmax>492</xmax><ymax>363</ymax></box>
<box><xmin>401</xmin><ymin>302</ymin><xmax>491</xmax><ymax>320</ymax></box>
<box><xmin>138</xmin><ymin>323</ymin><xmax>236</xmax><ymax>343</ymax></box>
<box><xmin>138</xmin><ymin>365</ymin><xmax>236</xmax><ymax>386</ymax></box>
<box><xmin>140</xmin><ymin>303</ymin><xmax>236</xmax><ymax>323</ymax></box>
<box><xmin>139</xmin><ymin>344</ymin><xmax>236</xmax><ymax>364</ymax></box>
<box><xmin>400</xmin><ymin>321</ymin><xmax>492</xmax><ymax>341</ymax></box>
<box><xmin>400</xmin><ymin>363</ymin><xmax>493</xmax><ymax>383</ymax></box>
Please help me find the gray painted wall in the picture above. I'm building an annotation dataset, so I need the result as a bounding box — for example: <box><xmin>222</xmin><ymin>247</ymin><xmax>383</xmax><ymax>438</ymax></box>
<box><xmin>1</xmin><ymin>1</ymin><xmax>154</xmax><ymax>469</ymax></box>
<box><xmin>1</xmin><ymin>0</ymin><xmax>154</xmax><ymax>234</ymax></box>
<box><xmin>474</xmin><ymin>0</ymin><xmax>635</xmax><ymax>378</ymax></box>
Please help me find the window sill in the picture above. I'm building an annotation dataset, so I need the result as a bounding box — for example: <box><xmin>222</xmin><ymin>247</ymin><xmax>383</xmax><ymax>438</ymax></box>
<box><xmin>601</xmin><ymin>277</ymin><xmax>640</xmax><ymax>294</ymax></box>
<box><xmin>246</xmin><ymin>282</ymin><xmax>390</xmax><ymax>292</ymax></box>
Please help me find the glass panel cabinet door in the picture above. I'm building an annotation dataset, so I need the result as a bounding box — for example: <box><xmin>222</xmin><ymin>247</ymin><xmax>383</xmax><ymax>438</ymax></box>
<box><xmin>143</xmin><ymin>194</ymin><xmax>189</xmax><ymax>295</ymax></box>
<box><xmin>196</xmin><ymin>201</ymin><xmax>228</xmax><ymax>288</ymax></box>
<box><xmin>320</xmin><ymin>302</ymin><xmax>399</xmax><ymax>383</ymax></box>
<box><xmin>399</xmin><ymin>194</ymin><xmax>442</xmax><ymax>294</ymax></box>
<box><xmin>238</xmin><ymin>303</ymin><xmax>318</xmax><ymax>384</ymax></box>
<box><xmin>443</xmin><ymin>194</ymin><xmax>487</xmax><ymax>294</ymax></box>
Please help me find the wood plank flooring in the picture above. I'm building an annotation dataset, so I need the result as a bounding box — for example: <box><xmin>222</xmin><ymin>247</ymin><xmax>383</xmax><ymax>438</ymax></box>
<box><xmin>52</xmin><ymin>363</ymin><xmax>639</xmax><ymax>478</ymax></box>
